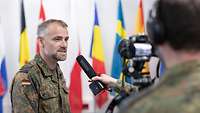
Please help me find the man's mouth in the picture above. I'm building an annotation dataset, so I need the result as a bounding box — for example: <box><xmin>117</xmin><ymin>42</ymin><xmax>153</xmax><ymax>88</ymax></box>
<box><xmin>58</xmin><ymin>49</ymin><xmax>67</xmax><ymax>53</ymax></box>
<box><xmin>59</xmin><ymin>51</ymin><xmax>66</xmax><ymax>53</ymax></box>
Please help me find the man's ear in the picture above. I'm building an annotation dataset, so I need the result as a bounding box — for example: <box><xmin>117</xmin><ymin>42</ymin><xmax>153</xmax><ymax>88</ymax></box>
<box><xmin>38</xmin><ymin>37</ymin><xmax>44</xmax><ymax>48</ymax></box>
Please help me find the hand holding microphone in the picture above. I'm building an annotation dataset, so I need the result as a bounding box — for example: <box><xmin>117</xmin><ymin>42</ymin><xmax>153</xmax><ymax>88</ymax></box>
<box><xmin>76</xmin><ymin>55</ymin><xmax>107</xmax><ymax>95</ymax></box>
<box><xmin>91</xmin><ymin>74</ymin><xmax>117</xmax><ymax>85</ymax></box>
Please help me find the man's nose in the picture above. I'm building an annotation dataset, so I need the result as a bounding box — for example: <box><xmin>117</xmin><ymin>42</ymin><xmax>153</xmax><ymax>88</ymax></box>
<box><xmin>61</xmin><ymin>40</ymin><xmax>67</xmax><ymax>48</ymax></box>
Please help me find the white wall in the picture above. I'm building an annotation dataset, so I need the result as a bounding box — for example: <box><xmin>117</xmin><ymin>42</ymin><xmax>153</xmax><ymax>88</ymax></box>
<box><xmin>0</xmin><ymin>0</ymin><xmax>156</xmax><ymax>112</ymax></box>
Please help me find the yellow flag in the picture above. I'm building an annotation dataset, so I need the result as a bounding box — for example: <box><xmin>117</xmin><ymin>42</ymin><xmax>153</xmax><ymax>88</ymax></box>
<box><xmin>19</xmin><ymin>0</ymin><xmax>30</xmax><ymax>67</ymax></box>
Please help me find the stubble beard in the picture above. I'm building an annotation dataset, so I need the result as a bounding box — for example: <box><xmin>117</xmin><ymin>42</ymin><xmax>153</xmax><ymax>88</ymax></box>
<box><xmin>53</xmin><ymin>52</ymin><xmax>67</xmax><ymax>61</ymax></box>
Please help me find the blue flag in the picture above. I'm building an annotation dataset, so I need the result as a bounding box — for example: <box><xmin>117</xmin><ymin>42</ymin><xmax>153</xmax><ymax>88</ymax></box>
<box><xmin>111</xmin><ymin>0</ymin><xmax>126</xmax><ymax>80</ymax></box>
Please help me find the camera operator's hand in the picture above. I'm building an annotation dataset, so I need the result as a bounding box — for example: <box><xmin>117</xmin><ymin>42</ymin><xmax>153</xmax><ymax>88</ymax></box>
<box><xmin>91</xmin><ymin>74</ymin><xmax>139</xmax><ymax>94</ymax></box>
<box><xmin>91</xmin><ymin>74</ymin><xmax>117</xmax><ymax>85</ymax></box>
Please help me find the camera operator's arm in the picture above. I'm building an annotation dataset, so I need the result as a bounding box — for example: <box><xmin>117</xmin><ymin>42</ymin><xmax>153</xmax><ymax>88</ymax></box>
<box><xmin>92</xmin><ymin>74</ymin><xmax>138</xmax><ymax>94</ymax></box>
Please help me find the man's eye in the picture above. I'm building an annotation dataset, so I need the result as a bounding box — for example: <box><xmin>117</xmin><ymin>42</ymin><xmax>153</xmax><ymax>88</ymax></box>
<box><xmin>53</xmin><ymin>37</ymin><xmax>62</xmax><ymax>41</ymax></box>
<box><xmin>65</xmin><ymin>36</ymin><xmax>69</xmax><ymax>41</ymax></box>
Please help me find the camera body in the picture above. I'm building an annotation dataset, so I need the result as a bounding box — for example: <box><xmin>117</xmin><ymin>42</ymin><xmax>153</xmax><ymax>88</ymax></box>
<box><xmin>118</xmin><ymin>34</ymin><xmax>154</xmax><ymax>86</ymax></box>
<box><xmin>118</xmin><ymin>34</ymin><xmax>153</xmax><ymax>61</ymax></box>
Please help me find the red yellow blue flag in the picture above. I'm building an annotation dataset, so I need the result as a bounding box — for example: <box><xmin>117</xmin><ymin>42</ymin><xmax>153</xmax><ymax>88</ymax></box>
<box><xmin>90</xmin><ymin>4</ymin><xmax>108</xmax><ymax>108</ymax></box>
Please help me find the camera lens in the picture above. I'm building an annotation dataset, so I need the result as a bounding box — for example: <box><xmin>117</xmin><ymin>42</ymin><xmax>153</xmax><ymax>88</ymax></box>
<box><xmin>118</xmin><ymin>39</ymin><xmax>135</xmax><ymax>59</ymax></box>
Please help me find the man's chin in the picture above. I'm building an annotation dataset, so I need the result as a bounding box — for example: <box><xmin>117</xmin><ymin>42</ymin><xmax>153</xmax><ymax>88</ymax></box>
<box><xmin>54</xmin><ymin>55</ymin><xmax>67</xmax><ymax>61</ymax></box>
<box><xmin>59</xmin><ymin>58</ymin><xmax>66</xmax><ymax>61</ymax></box>
<box><xmin>58</xmin><ymin>56</ymin><xmax>67</xmax><ymax>61</ymax></box>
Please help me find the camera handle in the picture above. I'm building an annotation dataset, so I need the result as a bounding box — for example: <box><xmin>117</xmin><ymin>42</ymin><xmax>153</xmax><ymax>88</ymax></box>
<box><xmin>121</xmin><ymin>58</ymin><xmax>127</xmax><ymax>88</ymax></box>
<box><xmin>105</xmin><ymin>89</ymin><xmax>129</xmax><ymax>113</ymax></box>
<box><xmin>105</xmin><ymin>58</ymin><xmax>128</xmax><ymax>113</ymax></box>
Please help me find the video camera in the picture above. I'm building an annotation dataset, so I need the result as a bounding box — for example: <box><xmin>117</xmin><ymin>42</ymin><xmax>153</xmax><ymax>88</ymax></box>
<box><xmin>105</xmin><ymin>34</ymin><xmax>158</xmax><ymax>113</ymax></box>
<box><xmin>118</xmin><ymin>34</ymin><xmax>153</xmax><ymax>60</ymax></box>
<box><xmin>118</xmin><ymin>34</ymin><xmax>155</xmax><ymax>87</ymax></box>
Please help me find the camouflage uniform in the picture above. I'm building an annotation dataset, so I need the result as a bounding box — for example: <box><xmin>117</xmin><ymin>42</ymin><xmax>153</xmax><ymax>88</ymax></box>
<box><xmin>119</xmin><ymin>60</ymin><xmax>200</xmax><ymax>113</ymax></box>
<box><xmin>110</xmin><ymin>79</ymin><xmax>139</xmax><ymax>94</ymax></box>
<box><xmin>11</xmin><ymin>55</ymin><xmax>70</xmax><ymax>113</ymax></box>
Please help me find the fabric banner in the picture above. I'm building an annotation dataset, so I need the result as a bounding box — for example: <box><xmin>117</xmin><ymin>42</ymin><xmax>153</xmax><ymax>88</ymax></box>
<box><xmin>19</xmin><ymin>0</ymin><xmax>31</xmax><ymax>67</ymax></box>
<box><xmin>111</xmin><ymin>0</ymin><xmax>127</xmax><ymax>82</ymax></box>
<box><xmin>36</xmin><ymin>0</ymin><xmax>46</xmax><ymax>54</ymax></box>
<box><xmin>90</xmin><ymin>4</ymin><xmax>108</xmax><ymax>108</ymax></box>
<box><xmin>0</xmin><ymin>21</ymin><xmax>8</xmax><ymax>113</ymax></box>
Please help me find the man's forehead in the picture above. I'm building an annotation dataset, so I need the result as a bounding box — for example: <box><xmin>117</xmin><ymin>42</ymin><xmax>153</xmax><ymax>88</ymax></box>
<box><xmin>47</xmin><ymin>22</ymin><xmax>68</xmax><ymax>29</ymax></box>
<box><xmin>39</xmin><ymin>28</ymin><xmax>67</xmax><ymax>41</ymax></box>
<box><xmin>46</xmin><ymin>23</ymin><xmax>68</xmax><ymax>34</ymax></box>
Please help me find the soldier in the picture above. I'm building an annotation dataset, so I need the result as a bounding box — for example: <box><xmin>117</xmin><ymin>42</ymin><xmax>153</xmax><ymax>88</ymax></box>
<box><xmin>11</xmin><ymin>19</ymin><xmax>70</xmax><ymax>113</ymax></box>
<box><xmin>118</xmin><ymin>0</ymin><xmax>200</xmax><ymax>113</ymax></box>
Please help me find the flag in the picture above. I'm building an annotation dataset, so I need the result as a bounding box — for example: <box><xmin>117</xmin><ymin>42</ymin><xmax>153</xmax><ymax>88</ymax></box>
<box><xmin>134</xmin><ymin>0</ymin><xmax>144</xmax><ymax>33</ymax></box>
<box><xmin>36</xmin><ymin>0</ymin><xmax>46</xmax><ymax>54</ymax></box>
<box><xmin>90</xmin><ymin>4</ymin><xmax>108</xmax><ymax>108</ymax></box>
<box><xmin>68</xmin><ymin>1</ymin><xmax>83</xmax><ymax>112</ymax></box>
<box><xmin>111</xmin><ymin>0</ymin><xmax>126</xmax><ymax>80</ymax></box>
<box><xmin>134</xmin><ymin>0</ymin><xmax>150</xmax><ymax>76</ymax></box>
<box><xmin>0</xmin><ymin>22</ymin><xmax>8</xmax><ymax>113</ymax></box>
<box><xmin>19</xmin><ymin>0</ymin><xmax>31</xmax><ymax>67</ymax></box>
<box><xmin>69</xmin><ymin>46</ymin><xmax>83</xmax><ymax>113</ymax></box>
<box><xmin>39</xmin><ymin>0</ymin><xmax>46</xmax><ymax>22</ymax></box>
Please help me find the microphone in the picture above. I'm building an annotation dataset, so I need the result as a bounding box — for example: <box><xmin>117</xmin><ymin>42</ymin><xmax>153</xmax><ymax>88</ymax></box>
<box><xmin>76</xmin><ymin>55</ymin><xmax>106</xmax><ymax>95</ymax></box>
<box><xmin>76</xmin><ymin>55</ymin><xmax>96</xmax><ymax>79</ymax></box>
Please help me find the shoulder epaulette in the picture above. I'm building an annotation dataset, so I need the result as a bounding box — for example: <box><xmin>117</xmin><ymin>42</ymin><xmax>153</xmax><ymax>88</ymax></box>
<box><xmin>19</xmin><ymin>61</ymin><xmax>35</xmax><ymax>73</ymax></box>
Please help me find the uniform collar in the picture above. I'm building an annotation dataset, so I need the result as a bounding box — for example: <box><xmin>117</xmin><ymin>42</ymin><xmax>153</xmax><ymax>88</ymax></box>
<box><xmin>34</xmin><ymin>55</ymin><xmax>63</xmax><ymax>78</ymax></box>
<box><xmin>160</xmin><ymin>60</ymin><xmax>200</xmax><ymax>86</ymax></box>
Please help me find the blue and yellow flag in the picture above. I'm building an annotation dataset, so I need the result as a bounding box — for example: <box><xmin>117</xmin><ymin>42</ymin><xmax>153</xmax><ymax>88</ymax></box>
<box><xmin>111</xmin><ymin>0</ymin><xmax>126</xmax><ymax>80</ymax></box>
<box><xmin>19</xmin><ymin>0</ymin><xmax>31</xmax><ymax>67</ymax></box>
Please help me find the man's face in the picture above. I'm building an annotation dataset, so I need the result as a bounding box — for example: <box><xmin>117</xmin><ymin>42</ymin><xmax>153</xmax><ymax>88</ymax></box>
<box><xmin>41</xmin><ymin>23</ymin><xmax>69</xmax><ymax>61</ymax></box>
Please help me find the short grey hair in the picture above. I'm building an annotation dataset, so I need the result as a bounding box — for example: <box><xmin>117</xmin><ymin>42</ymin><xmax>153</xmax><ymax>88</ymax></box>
<box><xmin>37</xmin><ymin>19</ymin><xmax>68</xmax><ymax>38</ymax></box>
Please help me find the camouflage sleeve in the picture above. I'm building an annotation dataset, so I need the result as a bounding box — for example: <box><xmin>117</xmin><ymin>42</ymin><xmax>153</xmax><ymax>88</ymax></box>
<box><xmin>11</xmin><ymin>73</ymin><xmax>38</xmax><ymax>113</ymax></box>
<box><xmin>110</xmin><ymin>79</ymin><xmax>138</xmax><ymax>94</ymax></box>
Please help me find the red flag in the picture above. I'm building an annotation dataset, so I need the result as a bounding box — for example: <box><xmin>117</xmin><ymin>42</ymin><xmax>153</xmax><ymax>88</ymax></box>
<box><xmin>39</xmin><ymin>0</ymin><xmax>46</xmax><ymax>22</ymax></box>
<box><xmin>134</xmin><ymin>0</ymin><xmax>144</xmax><ymax>33</ymax></box>
<box><xmin>91</xmin><ymin>4</ymin><xmax>108</xmax><ymax>108</ymax></box>
<box><xmin>93</xmin><ymin>58</ymin><xmax>108</xmax><ymax>108</ymax></box>
<box><xmin>36</xmin><ymin>0</ymin><xmax>46</xmax><ymax>54</ymax></box>
<box><xmin>69</xmin><ymin>52</ymin><xmax>83</xmax><ymax>113</ymax></box>
<box><xmin>134</xmin><ymin>0</ymin><xmax>150</xmax><ymax>75</ymax></box>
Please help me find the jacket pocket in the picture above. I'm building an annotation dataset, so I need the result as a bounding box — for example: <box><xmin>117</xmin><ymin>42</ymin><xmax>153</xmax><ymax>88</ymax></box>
<box><xmin>39</xmin><ymin>83</ymin><xmax>59</xmax><ymax>99</ymax></box>
<box><xmin>39</xmin><ymin>83</ymin><xmax>60</xmax><ymax>113</ymax></box>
